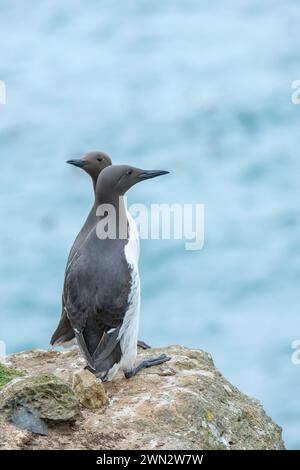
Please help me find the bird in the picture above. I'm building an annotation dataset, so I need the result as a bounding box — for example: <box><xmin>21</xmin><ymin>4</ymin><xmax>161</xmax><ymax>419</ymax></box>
<box><xmin>50</xmin><ymin>153</ymin><xmax>150</xmax><ymax>350</ymax></box>
<box><xmin>63</xmin><ymin>164</ymin><xmax>170</xmax><ymax>380</ymax></box>
<box><xmin>50</xmin><ymin>152</ymin><xmax>112</xmax><ymax>346</ymax></box>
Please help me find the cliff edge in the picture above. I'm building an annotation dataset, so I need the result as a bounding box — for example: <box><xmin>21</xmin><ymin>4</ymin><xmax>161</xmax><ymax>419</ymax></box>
<box><xmin>0</xmin><ymin>345</ymin><xmax>284</xmax><ymax>450</ymax></box>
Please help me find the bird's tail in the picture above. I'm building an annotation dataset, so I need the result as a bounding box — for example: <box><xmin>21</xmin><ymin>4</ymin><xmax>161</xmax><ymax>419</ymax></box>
<box><xmin>50</xmin><ymin>312</ymin><xmax>75</xmax><ymax>346</ymax></box>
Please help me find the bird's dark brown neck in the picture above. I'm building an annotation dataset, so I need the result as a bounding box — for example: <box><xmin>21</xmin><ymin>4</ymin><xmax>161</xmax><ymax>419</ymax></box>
<box><xmin>92</xmin><ymin>175</ymin><xmax>97</xmax><ymax>194</ymax></box>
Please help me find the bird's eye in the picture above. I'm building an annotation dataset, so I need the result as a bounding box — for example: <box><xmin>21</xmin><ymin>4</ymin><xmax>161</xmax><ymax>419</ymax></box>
<box><xmin>97</xmin><ymin>157</ymin><xmax>103</xmax><ymax>162</ymax></box>
<box><xmin>127</xmin><ymin>169</ymin><xmax>133</xmax><ymax>176</ymax></box>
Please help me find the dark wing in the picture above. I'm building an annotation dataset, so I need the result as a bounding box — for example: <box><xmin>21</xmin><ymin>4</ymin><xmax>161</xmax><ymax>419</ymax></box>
<box><xmin>50</xmin><ymin>207</ymin><xmax>97</xmax><ymax>346</ymax></box>
<box><xmin>64</xmin><ymin>230</ymin><xmax>129</xmax><ymax>372</ymax></box>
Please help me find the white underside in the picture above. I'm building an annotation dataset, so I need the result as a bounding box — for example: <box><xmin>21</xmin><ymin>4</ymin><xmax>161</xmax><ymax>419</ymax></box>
<box><xmin>126</xmin><ymin>210</ymin><xmax>140</xmax><ymax>261</ymax></box>
<box><xmin>104</xmin><ymin>211</ymin><xmax>140</xmax><ymax>381</ymax></box>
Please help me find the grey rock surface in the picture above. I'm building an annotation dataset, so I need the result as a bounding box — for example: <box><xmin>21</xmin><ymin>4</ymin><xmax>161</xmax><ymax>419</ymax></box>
<box><xmin>0</xmin><ymin>345</ymin><xmax>285</xmax><ymax>450</ymax></box>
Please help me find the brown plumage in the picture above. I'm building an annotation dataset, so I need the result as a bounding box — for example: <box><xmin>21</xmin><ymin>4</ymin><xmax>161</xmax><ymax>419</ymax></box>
<box><xmin>51</xmin><ymin>152</ymin><xmax>112</xmax><ymax>346</ymax></box>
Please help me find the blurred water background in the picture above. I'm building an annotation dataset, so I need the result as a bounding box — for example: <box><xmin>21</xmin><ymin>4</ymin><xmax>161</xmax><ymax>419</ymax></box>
<box><xmin>0</xmin><ymin>0</ymin><xmax>300</xmax><ymax>448</ymax></box>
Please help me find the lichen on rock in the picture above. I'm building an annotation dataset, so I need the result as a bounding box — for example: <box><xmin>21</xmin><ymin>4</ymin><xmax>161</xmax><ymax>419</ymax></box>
<box><xmin>72</xmin><ymin>369</ymin><xmax>108</xmax><ymax>409</ymax></box>
<box><xmin>0</xmin><ymin>373</ymin><xmax>80</xmax><ymax>422</ymax></box>
<box><xmin>0</xmin><ymin>345</ymin><xmax>285</xmax><ymax>450</ymax></box>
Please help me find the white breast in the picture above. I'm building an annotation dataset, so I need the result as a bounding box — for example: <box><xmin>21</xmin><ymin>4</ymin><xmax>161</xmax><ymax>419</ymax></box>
<box><xmin>118</xmin><ymin>211</ymin><xmax>141</xmax><ymax>373</ymax></box>
<box><xmin>104</xmin><ymin>211</ymin><xmax>141</xmax><ymax>380</ymax></box>
<box><xmin>126</xmin><ymin>210</ymin><xmax>140</xmax><ymax>264</ymax></box>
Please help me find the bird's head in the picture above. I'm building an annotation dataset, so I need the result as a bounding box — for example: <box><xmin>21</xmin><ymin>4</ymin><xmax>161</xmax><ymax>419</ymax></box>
<box><xmin>67</xmin><ymin>151</ymin><xmax>112</xmax><ymax>182</ymax></box>
<box><xmin>96</xmin><ymin>164</ymin><xmax>170</xmax><ymax>200</ymax></box>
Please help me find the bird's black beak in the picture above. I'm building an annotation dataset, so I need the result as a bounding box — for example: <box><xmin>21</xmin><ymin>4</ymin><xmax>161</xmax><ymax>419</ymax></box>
<box><xmin>66</xmin><ymin>159</ymin><xmax>88</xmax><ymax>168</ymax></box>
<box><xmin>138</xmin><ymin>170</ymin><xmax>170</xmax><ymax>180</ymax></box>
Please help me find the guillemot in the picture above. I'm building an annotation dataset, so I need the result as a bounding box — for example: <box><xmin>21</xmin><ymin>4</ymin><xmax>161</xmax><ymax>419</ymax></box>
<box><xmin>50</xmin><ymin>152</ymin><xmax>112</xmax><ymax>346</ymax></box>
<box><xmin>50</xmin><ymin>153</ymin><xmax>150</xmax><ymax>350</ymax></box>
<box><xmin>63</xmin><ymin>165</ymin><xmax>170</xmax><ymax>380</ymax></box>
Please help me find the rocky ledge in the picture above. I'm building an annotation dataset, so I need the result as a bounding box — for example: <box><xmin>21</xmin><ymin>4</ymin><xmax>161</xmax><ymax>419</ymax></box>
<box><xmin>0</xmin><ymin>345</ymin><xmax>284</xmax><ymax>450</ymax></box>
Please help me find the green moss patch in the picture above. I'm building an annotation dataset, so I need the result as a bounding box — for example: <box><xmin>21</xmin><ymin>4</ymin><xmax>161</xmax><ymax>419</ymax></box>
<box><xmin>0</xmin><ymin>363</ymin><xmax>24</xmax><ymax>389</ymax></box>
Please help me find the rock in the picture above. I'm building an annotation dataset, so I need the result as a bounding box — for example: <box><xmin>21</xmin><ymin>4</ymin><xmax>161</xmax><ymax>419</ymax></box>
<box><xmin>72</xmin><ymin>370</ymin><xmax>108</xmax><ymax>409</ymax></box>
<box><xmin>0</xmin><ymin>373</ymin><xmax>80</xmax><ymax>423</ymax></box>
<box><xmin>0</xmin><ymin>345</ymin><xmax>285</xmax><ymax>450</ymax></box>
<box><xmin>11</xmin><ymin>406</ymin><xmax>49</xmax><ymax>436</ymax></box>
<box><xmin>0</xmin><ymin>421</ymin><xmax>33</xmax><ymax>449</ymax></box>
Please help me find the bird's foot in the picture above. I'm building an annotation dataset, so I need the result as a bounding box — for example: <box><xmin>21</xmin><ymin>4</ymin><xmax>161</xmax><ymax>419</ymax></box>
<box><xmin>137</xmin><ymin>340</ymin><xmax>151</xmax><ymax>350</ymax></box>
<box><xmin>124</xmin><ymin>354</ymin><xmax>171</xmax><ymax>379</ymax></box>
<box><xmin>99</xmin><ymin>370</ymin><xmax>109</xmax><ymax>382</ymax></box>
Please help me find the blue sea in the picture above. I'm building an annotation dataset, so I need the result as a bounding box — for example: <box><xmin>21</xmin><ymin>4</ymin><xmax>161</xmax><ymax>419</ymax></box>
<box><xmin>1</xmin><ymin>0</ymin><xmax>300</xmax><ymax>448</ymax></box>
